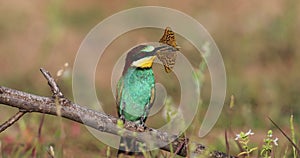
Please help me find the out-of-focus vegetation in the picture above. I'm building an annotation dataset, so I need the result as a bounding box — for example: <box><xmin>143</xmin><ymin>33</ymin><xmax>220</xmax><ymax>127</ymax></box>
<box><xmin>0</xmin><ymin>0</ymin><xmax>299</xmax><ymax>157</ymax></box>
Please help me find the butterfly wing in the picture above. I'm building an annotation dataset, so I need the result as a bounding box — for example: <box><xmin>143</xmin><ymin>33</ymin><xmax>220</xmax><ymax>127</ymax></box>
<box><xmin>157</xmin><ymin>27</ymin><xmax>179</xmax><ymax>73</ymax></box>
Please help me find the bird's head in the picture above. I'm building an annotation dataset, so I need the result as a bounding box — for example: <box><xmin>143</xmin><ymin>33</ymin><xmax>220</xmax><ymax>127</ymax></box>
<box><xmin>123</xmin><ymin>44</ymin><xmax>176</xmax><ymax>74</ymax></box>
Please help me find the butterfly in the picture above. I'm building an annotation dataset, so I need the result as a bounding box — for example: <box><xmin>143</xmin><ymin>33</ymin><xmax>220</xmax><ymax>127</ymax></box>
<box><xmin>157</xmin><ymin>27</ymin><xmax>180</xmax><ymax>73</ymax></box>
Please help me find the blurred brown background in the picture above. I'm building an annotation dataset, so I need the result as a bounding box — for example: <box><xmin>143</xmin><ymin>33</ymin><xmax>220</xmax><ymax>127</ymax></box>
<box><xmin>0</xmin><ymin>0</ymin><xmax>299</xmax><ymax>157</ymax></box>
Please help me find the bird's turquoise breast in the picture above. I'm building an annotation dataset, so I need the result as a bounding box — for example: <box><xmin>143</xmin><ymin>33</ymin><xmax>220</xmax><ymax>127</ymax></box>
<box><xmin>119</xmin><ymin>67</ymin><xmax>155</xmax><ymax>121</ymax></box>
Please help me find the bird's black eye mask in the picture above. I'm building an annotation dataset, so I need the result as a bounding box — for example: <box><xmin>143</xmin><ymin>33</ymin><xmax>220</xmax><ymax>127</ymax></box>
<box><xmin>125</xmin><ymin>45</ymin><xmax>155</xmax><ymax>63</ymax></box>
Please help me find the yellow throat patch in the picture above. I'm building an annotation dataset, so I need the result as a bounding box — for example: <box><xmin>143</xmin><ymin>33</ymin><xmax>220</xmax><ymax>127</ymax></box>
<box><xmin>131</xmin><ymin>56</ymin><xmax>156</xmax><ymax>68</ymax></box>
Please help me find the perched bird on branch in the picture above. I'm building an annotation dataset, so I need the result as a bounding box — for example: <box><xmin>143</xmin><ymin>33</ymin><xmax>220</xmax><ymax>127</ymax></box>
<box><xmin>116</xmin><ymin>44</ymin><xmax>177</xmax><ymax>157</ymax></box>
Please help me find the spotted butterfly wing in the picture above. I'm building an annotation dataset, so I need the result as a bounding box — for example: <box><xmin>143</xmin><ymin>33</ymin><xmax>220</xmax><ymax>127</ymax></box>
<box><xmin>157</xmin><ymin>27</ymin><xmax>179</xmax><ymax>73</ymax></box>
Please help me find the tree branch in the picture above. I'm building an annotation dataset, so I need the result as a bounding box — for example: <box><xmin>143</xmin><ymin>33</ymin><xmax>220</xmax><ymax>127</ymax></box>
<box><xmin>0</xmin><ymin>111</ymin><xmax>26</xmax><ymax>132</ymax></box>
<box><xmin>0</xmin><ymin>69</ymin><xmax>236</xmax><ymax>158</ymax></box>
<box><xmin>40</xmin><ymin>68</ymin><xmax>64</xmax><ymax>98</ymax></box>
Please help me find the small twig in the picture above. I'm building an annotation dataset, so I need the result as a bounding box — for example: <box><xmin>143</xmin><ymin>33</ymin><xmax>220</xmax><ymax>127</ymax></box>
<box><xmin>184</xmin><ymin>133</ymin><xmax>189</xmax><ymax>156</ymax></box>
<box><xmin>32</xmin><ymin>114</ymin><xmax>44</xmax><ymax>158</ymax></box>
<box><xmin>40</xmin><ymin>68</ymin><xmax>65</xmax><ymax>117</ymax></box>
<box><xmin>174</xmin><ymin>139</ymin><xmax>185</xmax><ymax>156</ymax></box>
<box><xmin>0</xmin><ymin>110</ymin><xmax>26</xmax><ymax>133</ymax></box>
<box><xmin>40</xmin><ymin>68</ymin><xmax>63</xmax><ymax>98</ymax></box>
<box><xmin>38</xmin><ymin>114</ymin><xmax>45</xmax><ymax>140</ymax></box>
<box><xmin>225</xmin><ymin>129</ymin><xmax>230</xmax><ymax>157</ymax></box>
<box><xmin>268</xmin><ymin>117</ymin><xmax>300</xmax><ymax>156</ymax></box>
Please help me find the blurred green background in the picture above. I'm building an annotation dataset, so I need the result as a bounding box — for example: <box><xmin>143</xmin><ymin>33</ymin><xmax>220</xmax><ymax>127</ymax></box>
<box><xmin>0</xmin><ymin>0</ymin><xmax>299</xmax><ymax>157</ymax></box>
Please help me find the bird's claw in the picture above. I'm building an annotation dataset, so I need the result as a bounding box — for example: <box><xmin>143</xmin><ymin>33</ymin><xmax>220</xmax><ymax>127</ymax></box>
<box><xmin>120</xmin><ymin>115</ymin><xmax>125</xmax><ymax>122</ymax></box>
<box><xmin>137</xmin><ymin>123</ymin><xmax>145</xmax><ymax>132</ymax></box>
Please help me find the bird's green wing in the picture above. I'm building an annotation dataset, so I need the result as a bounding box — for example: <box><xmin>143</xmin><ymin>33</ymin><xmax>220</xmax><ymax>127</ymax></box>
<box><xmin>141</xmin><ymin>86</ymin><xmax>155</xmax><ymax>123</ymax></box>
<box><xmin>116</xmin><ymin>77</ymin><xmax>124</xmax><ymax>117</ymax></box>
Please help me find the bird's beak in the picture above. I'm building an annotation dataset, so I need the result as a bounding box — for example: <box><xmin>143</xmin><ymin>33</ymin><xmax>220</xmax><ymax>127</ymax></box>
<box><xmin>154</xmin><ymin>45</ymin><xmax>177</xmax><ymax>53</ymax></box>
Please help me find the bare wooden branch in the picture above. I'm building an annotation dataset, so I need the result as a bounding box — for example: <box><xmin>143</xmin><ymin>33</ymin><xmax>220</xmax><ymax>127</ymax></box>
<box><xmin>0</xmin><ymin>69</ymin><xmax>237</xmax><ymax>158</ymax></box>
<box><xmin>0</xmin><ymin>111</ymin><xmax>26</xmax><ymax>132</ymax></box>
<box><xmin>40</xmin><ymin>68</ymin><xmax>63</xmax><ymax>98</ymax></box>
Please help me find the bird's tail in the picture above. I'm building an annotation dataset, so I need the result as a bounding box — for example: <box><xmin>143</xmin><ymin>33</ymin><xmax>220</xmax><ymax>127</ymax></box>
<box><xmin>117</xmin><ymin>137</ymin><xmax>145</xmax><ymax>157</ymax></box>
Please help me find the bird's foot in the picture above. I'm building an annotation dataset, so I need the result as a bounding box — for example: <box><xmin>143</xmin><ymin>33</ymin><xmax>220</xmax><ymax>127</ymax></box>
<box><xmin>120</xmin><ymin>115</ymin><xmax>125</xmax><ymax>122</ymax></box>
<box><xmin>137</xmin><ymin>123</ymin><xmax>146</xmax><ymax>132</ymax></box>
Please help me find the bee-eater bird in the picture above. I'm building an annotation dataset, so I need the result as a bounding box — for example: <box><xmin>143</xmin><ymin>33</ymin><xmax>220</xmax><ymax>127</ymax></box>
<box><xmin>116</xmin><ymin>44</ymin><xmax>177</xmax><ymax>157</ymax></box>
